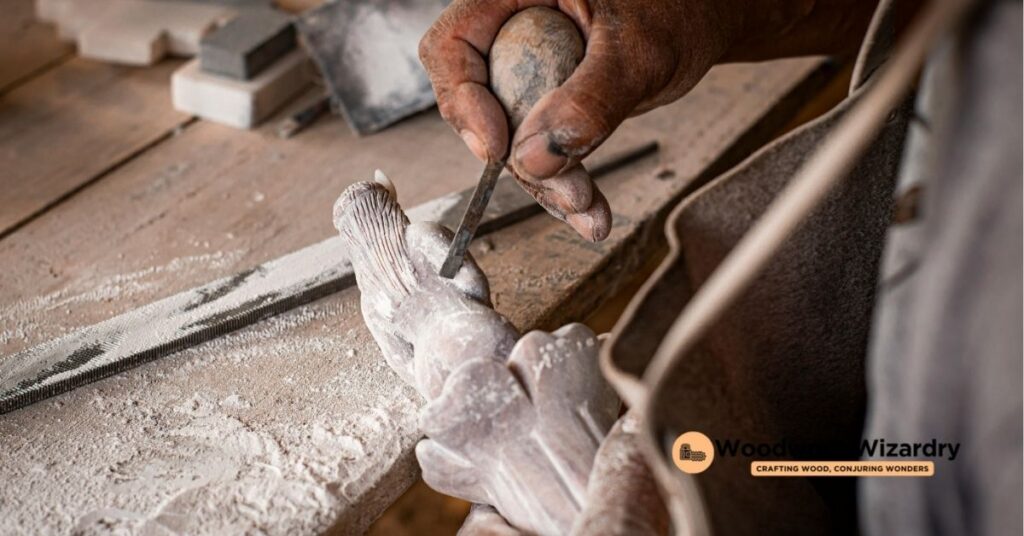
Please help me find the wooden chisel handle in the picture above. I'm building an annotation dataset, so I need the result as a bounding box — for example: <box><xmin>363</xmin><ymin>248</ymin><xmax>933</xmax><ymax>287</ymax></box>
<box><xmin>489</xmin><ymin>8</ymin><xmax>603</xmax><ymax>231</ymax></box>
<box><xmin>440</xmin><ymin>7</ymin><xmax>590</xmax><ymax>278</ymax></box>
<box><xmin>489</xmin><ymin>7</ymin><xmax>584</xmax><ymax>133</ymax></box>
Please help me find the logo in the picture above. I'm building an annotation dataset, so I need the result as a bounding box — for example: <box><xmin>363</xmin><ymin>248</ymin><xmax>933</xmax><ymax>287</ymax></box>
<box><xmin>672</xmin><ymin>431</ymin><xmax>715</xmax><ymax>474</ymax></box>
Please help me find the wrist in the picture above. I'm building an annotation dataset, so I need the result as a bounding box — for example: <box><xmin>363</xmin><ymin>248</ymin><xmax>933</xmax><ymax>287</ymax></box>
<box><xmin>719</xmin><ymin>0</ymin><xmax>818</xmax><ymax>61</ymax></box>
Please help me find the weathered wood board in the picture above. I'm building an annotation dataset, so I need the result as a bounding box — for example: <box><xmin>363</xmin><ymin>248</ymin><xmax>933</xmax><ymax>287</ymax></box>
<box><xmin>0</xmin><ymin>58</ymin><xmax>191</xmax><ymax>237</ymax></box>
<box><xmin>0</xmin><ymin>141</ymin><xmax>656</xmax><ymax>414</ymax></box>
<box><xmin>0</xmin><ymin>57</ymin><xmax>830</xmax><ymax>533</ymax></box>
<box><xmin>0</xmin><ymin>88</ymin><xmax>479</xmax><ymax>357</ymax></box>
<box><xmin>0</xmin><ymin>0</ymin><xmax>73</xmax><ymax>94</ymax></box>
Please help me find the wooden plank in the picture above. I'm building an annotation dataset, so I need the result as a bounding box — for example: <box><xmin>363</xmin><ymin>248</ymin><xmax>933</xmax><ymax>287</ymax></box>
<box><xmin>0</xmin><ymin>89</ymin><xmax>484</xmax><ymax>357</ymax></box>
<box><xmin>0</xmin><ymin>142</ymin><xmax>656</xmax><ymax>414</ymax></box>
<box><xmin>0</xmin><ymin>0</ymin><xmax>73</xmax><ymax>94</ymax></box>
<box><xmin>0</xmin><ymin>58</ymin><xmax>191</xmax><ymax>238</ymax></box>
<box><xmin>0</xmin><ymin>58</ymin><xmax>832</xmax><ymax>533</ymax></box>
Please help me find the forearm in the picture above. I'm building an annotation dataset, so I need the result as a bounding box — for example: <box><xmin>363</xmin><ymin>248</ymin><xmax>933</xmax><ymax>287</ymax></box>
<box><xmin>720</xmin><ymin>0</ymin><xmax>915</xmax><ymax>61</ymax></box>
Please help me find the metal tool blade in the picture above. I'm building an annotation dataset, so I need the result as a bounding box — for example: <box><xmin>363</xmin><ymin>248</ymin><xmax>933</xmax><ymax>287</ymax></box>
<box><xmin>439</xmin><ymin>160</ymin><xmax>505</xmax><ymax>279</ymax></box>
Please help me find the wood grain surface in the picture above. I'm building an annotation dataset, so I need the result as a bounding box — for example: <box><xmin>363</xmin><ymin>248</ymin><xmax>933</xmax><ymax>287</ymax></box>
<box><xmin>0</xmin><ymin>88</ymin><xmax>479</xmax><ymax>356</ymax></box>
<box><xmin>0</xmin><ymin>0</ymin><xmax>73</xmax><ymax>94</ymax></box>
<box><xmin>0</xmin><ymin>58</ymin><xmax>192</xmax><ymax>237</ymax></box>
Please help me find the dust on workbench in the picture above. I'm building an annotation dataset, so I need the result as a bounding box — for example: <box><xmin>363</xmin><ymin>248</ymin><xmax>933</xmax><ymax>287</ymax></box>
<box><xmin>0</xmin><ymin>288</ymin><xmax>424</xmax><ymax>534</ymax></box>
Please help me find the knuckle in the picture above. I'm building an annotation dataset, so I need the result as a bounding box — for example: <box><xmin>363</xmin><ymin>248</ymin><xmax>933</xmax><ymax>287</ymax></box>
<box><xmin>436</xmin><ymin>97</ymin><xmax>457</xmax><ymax>122</ymax></box>
<box><xmin>557</xmin><ymin>96</ymin><xmax>614</xmax><ymax>152</ymax></box>
<box><xmin>418</xmin><ymin>27</ymin><xmax>440</xmax><ymax>66</ymax></box>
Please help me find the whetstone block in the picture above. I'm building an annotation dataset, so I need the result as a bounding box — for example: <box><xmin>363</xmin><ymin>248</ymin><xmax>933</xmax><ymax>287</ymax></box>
<box><xmin>172</xmin><ymin>48</ymin><xmax>310</xmax><ymax>129</ymax></box>
<box><xmin>200</xmin><ymin>8</ymin><xmax>295</xmax><ymax>80</ymax></box>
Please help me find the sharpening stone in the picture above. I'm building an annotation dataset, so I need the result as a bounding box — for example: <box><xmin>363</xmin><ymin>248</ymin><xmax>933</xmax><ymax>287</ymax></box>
<box><xmin>200</xmin><ymin>8</ymin><xmax>296</xmax><ymax>80</ymax></box>
<box><xmin>172</xmin><ymin>48</ymin><xmax>310</xmax><ymax>129</ymax></box>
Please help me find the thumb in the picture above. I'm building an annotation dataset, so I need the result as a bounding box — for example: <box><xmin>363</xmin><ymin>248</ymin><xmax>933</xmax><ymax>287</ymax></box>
<box><xmin>509</xmin><ymin>33</ymin><xmax>650</xmax><ymax>181</ymax></box>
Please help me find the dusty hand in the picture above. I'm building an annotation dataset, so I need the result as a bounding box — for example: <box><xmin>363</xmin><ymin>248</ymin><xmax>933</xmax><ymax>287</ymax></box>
<box><xmin>419</xmin><ymin>0</ymin><xmax>741</xmax><ymax>240</ymax></box>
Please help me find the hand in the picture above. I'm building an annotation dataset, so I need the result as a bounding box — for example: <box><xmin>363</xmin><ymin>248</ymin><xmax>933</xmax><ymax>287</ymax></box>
<box><xmin>419</xmin><ymin>0</ymin><xmax>742</xmax><ymax>240</ymax></box>
<box><xmin>419</xmin><ymin>0</ymin><xmax>883</xmax><ymax>240</ymax></box>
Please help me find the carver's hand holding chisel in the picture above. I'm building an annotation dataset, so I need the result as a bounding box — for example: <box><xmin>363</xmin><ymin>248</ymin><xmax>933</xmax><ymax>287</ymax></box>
<box><xmin>419</xmin><ymin>0</ymin><xmax>885</xmax><ymax>241</ymax></box>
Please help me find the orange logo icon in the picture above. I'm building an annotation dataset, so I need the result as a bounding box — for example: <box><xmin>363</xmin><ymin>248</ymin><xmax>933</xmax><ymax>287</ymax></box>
<box><xmin>672</xmin><ymin>431</ymin><xmax>715</xmax><ymax>474</ymax></box>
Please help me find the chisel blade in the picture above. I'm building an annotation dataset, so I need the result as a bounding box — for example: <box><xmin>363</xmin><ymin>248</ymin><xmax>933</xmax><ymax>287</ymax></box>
<box><xmin>439</xmin><ymin>160</ymin><xmax>505</xmax><ymax>279</ymax></box>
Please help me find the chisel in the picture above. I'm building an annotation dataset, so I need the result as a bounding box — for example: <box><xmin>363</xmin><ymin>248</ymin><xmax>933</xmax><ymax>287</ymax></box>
<box><xmin>439</xmin><ymin>6</ymin><xmax>589</xmax><ymax>278</ymax></box>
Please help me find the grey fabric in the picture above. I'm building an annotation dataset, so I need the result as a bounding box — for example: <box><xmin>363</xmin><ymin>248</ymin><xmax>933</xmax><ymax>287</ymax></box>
<box><xmin>861</xmin><ymin>2</ymin><xmax>1024</xmax><ymax>535</ymax></box>
<box><xmin>601</xmin><ymin>2</ymin><xmax>911</xmax><ymax>535</ymax></box>
<box><xmin>598</xmin><ymin>0</ymin><xmax>1021</xmax><ymax>534</ymax></box>
<box><xmin>638</xmin><ymin>85</ymin><xmax>909</xmax><ymax>535</ymax></box>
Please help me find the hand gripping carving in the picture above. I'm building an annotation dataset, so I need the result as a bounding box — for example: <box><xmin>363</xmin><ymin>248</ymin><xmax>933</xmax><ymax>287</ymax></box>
<box><xmin>334</xmin><ymin>177</ymin><xmax>620</xmax><ymax>534</ymax></box>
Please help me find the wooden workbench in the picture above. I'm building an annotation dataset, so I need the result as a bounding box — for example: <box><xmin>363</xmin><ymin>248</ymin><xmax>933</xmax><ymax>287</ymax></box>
<box><xmin>0</xmin><ymin>2</ymin><xmax>836</xmax><ymax>532</ymax></box>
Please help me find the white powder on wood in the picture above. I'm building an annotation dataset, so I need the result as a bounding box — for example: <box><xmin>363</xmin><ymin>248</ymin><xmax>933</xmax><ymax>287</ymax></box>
<box><xmin>1</xmin><ymin>250</ymin><xmax>244</xmax><ymax>354</ymax></box>
<box><xmin>0</xmin><ymin>290</ymin><xmax>423</xmax><ymax>535</ymax></box>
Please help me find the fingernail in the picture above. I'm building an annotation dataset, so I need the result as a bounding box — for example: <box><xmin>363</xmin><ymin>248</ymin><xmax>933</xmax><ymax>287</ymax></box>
<box><xmin>545</xmin><ymin>170</ymin><xmax>593</xmax><ymax>213</ymax></box>
<box><xmin>460</xmin><ymin>130</ymin><xmax>488</xmax><ymax>162</ymax></box>
<box><xmin>514</xmin><ymin>133</ymin><xmax>568</xmax><ymax>180</ymax></box>
<box><xmin>566</xmin><ymin>212</ymin><xmax>611</xmax><ymax>242</ymax></box>
<box><xmin>537</xmin><ymin>189</ymin><xmax>572</xmax><ymax>217</ymax></box>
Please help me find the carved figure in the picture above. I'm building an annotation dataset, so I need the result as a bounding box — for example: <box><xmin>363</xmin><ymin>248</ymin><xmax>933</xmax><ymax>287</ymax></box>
<box><xmin>334</xmin><ymin>176</ymin><xmax>620</xmax><ymax>534</ymax></box>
